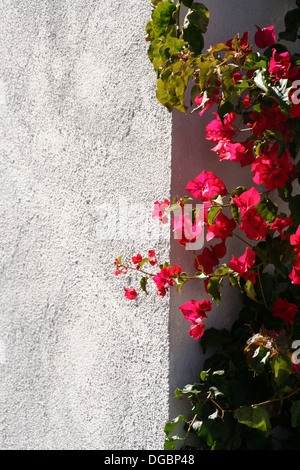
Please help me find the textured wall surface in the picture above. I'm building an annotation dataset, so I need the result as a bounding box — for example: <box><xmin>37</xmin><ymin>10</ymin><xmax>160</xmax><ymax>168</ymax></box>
<box><xmin>0</xmin><ymin>0</ymin><xmax>172</xmax><ymax>450</ymax></box>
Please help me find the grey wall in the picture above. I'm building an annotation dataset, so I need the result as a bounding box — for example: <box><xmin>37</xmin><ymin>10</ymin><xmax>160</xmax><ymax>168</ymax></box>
<box><xmin>0</xmin><ymin>0</ymin><xmax>297</xmax><ymax>450</ymax></box>
<box><xmin>169</xmin><ymin>0</ymin><xmax>297</xmax><ymax>418</ymax></box>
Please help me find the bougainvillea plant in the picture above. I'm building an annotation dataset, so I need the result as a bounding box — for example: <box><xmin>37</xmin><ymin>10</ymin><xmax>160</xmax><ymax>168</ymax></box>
<box><xmin>115</xmin><ymin>0</ymin><xmax>300</xmax><ymax>449</ymax></box>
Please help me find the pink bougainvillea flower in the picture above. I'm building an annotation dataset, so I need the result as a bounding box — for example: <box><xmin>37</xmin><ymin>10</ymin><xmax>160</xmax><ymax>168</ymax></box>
<box><xmin>212</xmin><ymin>240</ymin><xmax>227</xmax><ymax>259</ymax></box>
<box><xmin>194</xmin><ymin>83</ymin><xmax>221</xmax><ymax>116</ymax></box>
<box><xmin>272</xmin><ymin>297</ymin><xmax>298</xmax><ymax>327</ymax></box>
<box><xmin>270</xmin><ymin>217</ymin><xmax>294</xmax><ymax>240</ymax></box>
<box><xmin>289</xmin><ymin>254</ymin><xmax>300</xmax><ymax>285</ymax></box>
<box><xmin>226</xmin><ymin>31</ymin><xmax>251</xmax><ymax>52</ymax></box>
<box><xmin>269</xmin><ymin>48</ymin><xmax>291</xmax><ymax>81</ymax></box>
<box><xmin>152</xmin><ymin>265</ymin><xmax>182</xmax><ymax>296</ymax></box>
<box><xmin>212</xmin><ymin>140</ymin><xmax>243</xmax><ymax>163</ymax></box>
<box><xmin>186</xmin><ymin>170</ymin><xmax>227</xmax><ymax>202</ymax></box>
<box><xmin>206</xmin><ymin>212</ymin><xmax>236</xmax><ymax>241</ymax></box>
<box><xmin>179</xmin><ymin>299</ymin><xmax>212</xmax><ymax>339</ymax></box>
<box><xmin>152</xmin><ymin>267</ymin><xmax>175</xmax><ymax>296</ymax></box>
<box><xmin>132</xmin><ymin>253</ymin><xmax>143</xmax><ymax>264</ymax></box>
<box><xmin>251</xmin><ymin>145</ymin><xmax>296</xmax><ymax>191</ymax></box>
<box><xmin>254</xmin><ymin>25</ymin><xmax>276</xmax><ymax>49</ymax></box>
<box><xmin>249</xmin><ymin>103</ymin><xmax>289</xmax><ymax>138</ymax></box>
<box><xmin>228</xmin><ymin>247</ymin><xmax>257</xmax><ymax>284</ymax></box>
<box><xmin>290</xmin><ymin>225</ymin><xmax>300</xmax><ymax>253</ymax></box>
<box><xmin>239</xmin><ymin>208</ymin><xmax>268</xmax><ymax>240</ymax></box>
<box><xmin>232</xmin><ymin>187</ymin><xmax>261</xmax><ymax>216</ymax></box>
<box><xmin>173</xmin><ymin>210</ymin><xmax>204</xmax><ymax>247</ymax></box>
<box><xmin>171</xmin><ymin>265</ymin><xmax>183</xmax><ymax>277</ymax></box>
<box><xmin>124</xmin><ymin>288</ymin><xmax>138</xmax><ymax>300</ymax></box>
<box><xmin>148</xmin><ymin>250</ymin><xmax>157</xmax><ymax>265</ymax></box>
<box><xmin>194</xmin><ymin>240</ymin><xmax>227</xmax><ymax>274</ymax></box>
<box><xmin>152</xmin><ymin>199</ymin><xmax>170</xmax><ymax>224</ymax></box>
<box><xmin>205</xmin><ymin>112</ymin><xmax>236</xmax><ymax>143</ymax></box>
<box><xmin>194</xmin><ymin>246</ymin><xmax>219</xmax><ymax>274</ymax></box>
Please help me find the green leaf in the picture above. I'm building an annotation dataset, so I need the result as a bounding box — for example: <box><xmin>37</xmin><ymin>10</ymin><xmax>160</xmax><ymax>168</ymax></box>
<box><xmin>234</xmin><ymin>406</ymin><xmax>271</xmax><ymax>435</ymax></box>
<box><xmin>152</xmin><ymin>1</ymin><xmax>177</xmax><ymax>38</ymax></box>
<box><xmin>279</xmin><ymin>8</ymin><xmax>300</xmax><ymax>42</ymax></box>
<box><xmin>164</xmin><ymin>414</ymin><xmax>187</xmax><ymax>439</ymax></box>
<box><xmin>270</xmin><ymin>354</ymin><xmax>292</xmax><ymax>389</ymax></box>
<box><xmin>244</xmin><ymin>279</ymin><xmax>257</xmax><ymax>302</ymax></box>
<box><xmin>291</xmin><ymin>401</ymin><xmax>300</xmax><ymax>428</ymax></box>
<box><xmin>253</xmin><ymin>69</ymin><xmax>268</xmax><ymax>93</ymax></box>
<box><xmin>207</xmin><ymin>277</ymin><xmax>222</xmax><ymax>304</ymax></box>
<box><xmin>256</xmin><ymin>197</ymin><xmax>278</xmax><ymax>222</ymax></box>
<box><xmin>218</xmin><ymin>100</ymin><xmax>234</xmax><ymax>124</ymax></box>
<box><xmin>140</xmin><ymin>277</ymin><xmax>148</xmax><ymax>294</ymax></box>
<box><xmin>180</xmin><ymin>0</ymin><xmax>194</xmax><ymax>7</ymax></box>
<box><xmin>220</xmin><ymin>65</ymin><xmax>235</xmax><ymax>100</ymax></box>
<box><xmin>248</xmin><ymin>346</ymin><xmax>270</xmax><ymax>375</ymax></box>
<box><xmin>267</xmin><ymin>79</ymin><xmax>292</xmax><ymax>115</ymax></box>
<box><xmin>207</xmin><ymin>205</ymin><xmax>222</xmax><ymax>225</ymax></box>
<box><xmin>182</xmin><ymin>3</ymin><xmax>209</xmax><ymax>55</ymax></box>
<box><xmin>214</xmin><ymin>265</ymin><xmax>229</xmax><ymax>277</ymax></box>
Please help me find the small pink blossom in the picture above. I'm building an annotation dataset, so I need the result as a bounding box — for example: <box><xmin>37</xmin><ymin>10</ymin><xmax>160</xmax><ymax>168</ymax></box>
<box><xmin>233</xmin><ymin>187</ymin><xmax>261</xmax><ymax>216</ymax></box>
<box><xmin>228</xmin><ymin>247</ymin><xmax>257</xmax><ymax>284</ymax></box>
<box><xmin>132</xmin><ymin>254</ymin><xmax>142</xmax><ymax>264</ymax></box>
<box><xmin>270</xmin><ymin>217</ymin><xmax>294</xmax><ymax>240</ymax></box>
<box><xmin>289</xmin><ymin>254</ymin><xmax>300</xmax><ymax>285</ymax></box>
<box><xmin>206</xmin><ymin>212</ymin><xmax>236</xmax><ymax>241</ymax></box>
<box><xmin>254</xmin><ymin>25</ymin><xmax>276</xmax><ymax>49</ymax></box>
<box><xmin>239</xmin><ymin>208</ymin><xmax>268</xmax><ymax>240</ymax></box>
<box><xmin>272</xmin><ymin>298</ymin><xmax>298</xmax><ymax>328</ymax></box>
<box><xmin>290</xmin><ymin>226</ymin><xmax>300</xmax><ymax>254</ymax></box>
<box><xmin>205</xmin><ymin>112</ymin><xmax>236</xmax><ymax>143</ymax></box>
<box><xmin>152</xmin><ymin>199</ymin><xmax>170</xmax><ymax>224</ymax></box>
<box><xmin>179</xmin><ymin>299</ymin><xmax>212</xmax><ymax>339</ymax></box>
<box><xmin>124</xmin><ymin>288</ymin><xmax>138</xmax><ymax>300</ymax></box>
<box><xmin>186</xmin><ymin>170</ymin><xmax>227</xmax><ymax>202</ymax></box>
<box><xmin>269</xmin><ymin>49</ymin><xmax>291</xmax><ymax>81</ymax></box>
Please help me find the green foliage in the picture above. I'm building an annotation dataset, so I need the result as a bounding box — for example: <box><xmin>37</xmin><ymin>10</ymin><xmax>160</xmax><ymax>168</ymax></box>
<box><xmin>164</xmin><ymin>296</ymin><xmax>300</xmax><ymax>449</ymax></box>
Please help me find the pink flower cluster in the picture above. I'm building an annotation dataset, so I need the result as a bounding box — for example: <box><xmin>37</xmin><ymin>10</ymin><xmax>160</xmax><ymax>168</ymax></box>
<box><xmin>118</xmin><ymin>24</ymin><xmax>300</xmax><ymax>346</ymax></box>
<box><xmin>290</xmin><ymin>226</ymin><xmax>300</xmax><ymax>285</ymax></box>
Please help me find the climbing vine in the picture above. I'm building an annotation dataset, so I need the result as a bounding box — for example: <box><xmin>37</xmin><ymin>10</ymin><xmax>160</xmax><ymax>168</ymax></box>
<box><xmin>115</xmin><ymin>0</ymin><xmax>300</xmax><ymax>450</ymax></box>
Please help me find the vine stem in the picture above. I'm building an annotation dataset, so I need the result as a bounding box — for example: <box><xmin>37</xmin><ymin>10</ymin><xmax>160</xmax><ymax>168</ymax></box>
<box><xmin>258</xmin><ymin>272</ymin><xmax>269</xmax><ymax>311</ymax></box>
<box><xmin>119</xmin><ymin>264</ymin><xmax>155</xmax><ymax>277</ymax></box>
<box><xmin>182</xmin><ymin>392</ymin><xmax>211</xmax><ymax>450</ymax></box>
<box><xmin>251</xmin><ymin>386</ymin><xmax>300</xmax><ymax>408</ymax></box>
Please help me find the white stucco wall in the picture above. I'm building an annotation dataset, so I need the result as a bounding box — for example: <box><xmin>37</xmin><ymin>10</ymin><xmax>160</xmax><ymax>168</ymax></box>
<box><xmin>0</xmin><ymin>0</ymin><xmax>172</xmax><ymax>450</ymax></box>
<box><xmin>0</xmin><ymin>0</ymin><xmax>297</xmax><ymax>450</ymax></box>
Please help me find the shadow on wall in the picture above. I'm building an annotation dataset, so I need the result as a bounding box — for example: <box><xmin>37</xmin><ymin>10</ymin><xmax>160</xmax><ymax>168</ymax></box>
<box><xmin>168</xmin><ymin>0</ymin><xmax>297</xmax><ymax>420</ymax></box>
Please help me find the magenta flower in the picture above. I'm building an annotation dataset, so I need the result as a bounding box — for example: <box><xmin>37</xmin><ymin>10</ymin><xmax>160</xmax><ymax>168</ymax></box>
<box><xmin>239</xmin><ymin>208</ymin><xmax>268</xmax><ymax>240</ymax></box>
<box><xmin>179</xmin><ymin>300</ymin><xmax>212</xmax><ymax>339</ymax></box>
<box><xmin>272</xmin><ymin>298</ymin><xmax>298</xmax><ymax>328</ymax></box>
<box><xmin>124</xmin><ymin>288</ymin><xmax>138</xmax><ymax>300</ymax></box>
<box><xmin>254</xmin><ymin>25</ymin><xmax>276</xmax><ymax>49</ymax></box>
<box><xmin>228</xmin><ymin>247</ymin><xmax>257</xmax><ymax>284</ymax></box>
<box><xmin>269</xmin><ymin>49</ymin><xmax>291</xmax><ymax>81</ymax></box>
<box><xmin>186</xmin><ymin>170</ymin><xmax>227</xmax><ymax>202</ymax></box>
<box><xmin>270</xmin><ymin>217</ymin><xmax>294</xmax><ymax>240</ymax></box>
<box><xmin>232</xmin><ymin>187</ymin><xmax>261</xmax><ymax>216</ymax></box>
